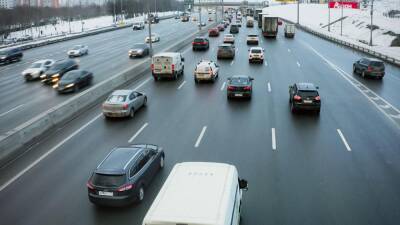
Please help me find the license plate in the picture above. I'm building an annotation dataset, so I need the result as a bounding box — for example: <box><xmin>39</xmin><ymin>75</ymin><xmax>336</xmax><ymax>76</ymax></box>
<box><xmin>235</xmin><ymin>93</ymin><xmax>243</xmax><ymax>97</ymax></box>
<box><xmin>98</xmin><ymin>191</ymin><xmax>113</xmax><ymax>196</ymax></box>
<box><xmin>303</xmin><ymin>100</ymin><xmax>312</xmax><ymax>104</ymax></box>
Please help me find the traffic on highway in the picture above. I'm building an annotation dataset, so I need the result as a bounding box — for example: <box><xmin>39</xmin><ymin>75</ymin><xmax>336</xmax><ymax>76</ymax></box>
<box><xmin>0</xmin><ymin>5</ymin><xmax>400</xmax><ymax>225</ymax></box>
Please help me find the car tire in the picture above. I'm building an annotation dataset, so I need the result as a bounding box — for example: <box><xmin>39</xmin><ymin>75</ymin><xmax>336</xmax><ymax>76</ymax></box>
<box><xmin>160</xmin><ymin>155</ymin><xmax>165</xmax><ymax>169</ymax></box>
<box><xmin>143</xmin><ymin>97</ymin><xmax>147</xmax><ymax>107</ymax></box>
<box><xmin>153</xmin><ymin>76</ymin><xmax>159</xmax><ymax>81</ymax></box>
<box><xmin>137</xmin><ymin>186</ymin><xmax>145</xmax><ymax>202</ymax></box>
<box><xmin>290</xmin><ymin>103</ymin><xmax>296</xmax><ymax>113</ymax></box>
<box><xmin>316</xmin><ymin>109</ymin><xmax>321</xmax><ymax>115</ymax></box>
<box><xmin>129</xmin><ymin>108</ymin><xmax>135</xmax><ymax>118</ymax></box>
<box><xmin>195</xmin><ymin>78</ymin><xmax>199</xmax><ymax>83</ymax></box>
<box><xmin>353</xmin><ymin>65</ymin><xmax>357</xmax><ymax>74</ymax></box>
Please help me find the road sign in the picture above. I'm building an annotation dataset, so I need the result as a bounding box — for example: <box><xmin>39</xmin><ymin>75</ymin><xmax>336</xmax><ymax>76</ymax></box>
<box><xmin>328</xmin><ymin>1</ymin><xmax>360</xmax><ymax>9</ymax></box>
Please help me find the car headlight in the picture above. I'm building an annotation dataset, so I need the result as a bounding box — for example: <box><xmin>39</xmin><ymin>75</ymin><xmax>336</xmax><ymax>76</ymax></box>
<box><xmin>65</xmin><ymin>83</ymin><xmax>75</xmax><ymax>88</ymax></box>
<box><xmin>51</xmin><ymin>74</ymin><xmax>59</xmax><ymax>78</ymax></box>
<box><xmin>52</xmin><ymin>84</ymin><xmax>58</xmax><ymax>89</ymax></box>
<box><xmin>52</xmin><ymin>78</ymin><xmax>59</xmax><ymax>82</ymax></box>
<box><xmin>40</xmin><ymin>74</ymin><xmax>47</xmax><ymax>79</ymax></box>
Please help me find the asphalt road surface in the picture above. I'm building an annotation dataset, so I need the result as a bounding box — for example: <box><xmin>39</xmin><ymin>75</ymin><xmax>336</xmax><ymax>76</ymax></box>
<box><xmin>0</xmin><ymin>15</ymin><xmax>209</xmax><ymax>136</ymax></box>
<box><xmin>0</xmin><ymin>18</ymin><xmax>400</xmax><ymax>225</ymax></box>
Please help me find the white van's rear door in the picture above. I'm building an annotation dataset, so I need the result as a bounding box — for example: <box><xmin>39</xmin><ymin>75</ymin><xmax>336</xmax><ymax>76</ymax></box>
<box><xmin>153</xmin><ymin>56</ymin><xmax>173</xmax><ymax>74</ymax></box>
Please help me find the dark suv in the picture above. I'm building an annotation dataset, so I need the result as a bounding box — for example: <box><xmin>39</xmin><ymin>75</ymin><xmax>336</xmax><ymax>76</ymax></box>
<box><xmin>0</xmin><ymin>48</ymin><xmax>23</xmax><ymax>64</ymax></box>
<box><xmin>353</xmin><ymin>58</ymin><xmax>385</xmax><ymax>79</ymax></box>
<box><xmin>289</xmin><ymin>83</ymin><xmax>321</xmax><ymax>114</ymax></box>
<box><xmin>192</xmin><ymin>37</ymin><xmax>210</xmax><ymax>51</ymax></box>
<box><xmin>87</xmin><ymin>144</ymin><xmax>164</xmax><ymax>207</ymax></box>
<box><xmin>40</xmin><ymin>59</ymin><xmax>78</xmax><ymax>85</ymax></box>
<box><xmin>230</xmin><ymin>24</ymin><xmax>239</xmax><ymax>34</ymax></box>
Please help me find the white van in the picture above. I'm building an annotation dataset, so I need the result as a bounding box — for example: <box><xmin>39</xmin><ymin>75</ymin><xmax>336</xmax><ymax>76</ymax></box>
<box><xmin>151</xmin><ymin>52</ymin><xmax>185</xmax><ymax>81</ymax></box>
<box><xmin>142</xmin><ymin>162</ymin><xmax>248</xmax><ymax>225</ymax></box>
<box><xmin>284</xmin><ymin>23</ymin><xmax>295</xmax><ymax>38</ymax></box>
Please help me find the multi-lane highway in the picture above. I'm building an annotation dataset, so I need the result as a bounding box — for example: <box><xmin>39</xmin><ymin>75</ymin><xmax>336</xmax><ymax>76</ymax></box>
<box><xmin>0</xmin><ymin>15</ymin><xmax>400</xmax><ymax>225</ymax></box>
<box><xmin>0</xmin><ymin>15</ymin><xmax>209</xmax><ymax>135</ymax></box>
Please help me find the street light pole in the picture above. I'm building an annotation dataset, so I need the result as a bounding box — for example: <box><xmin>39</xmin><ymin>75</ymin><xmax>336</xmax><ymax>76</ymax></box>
<box><xmin>297</xmin><ymin>0</ymin><xmax>299</xmax><ymax>24</ymax></box>
<box><xmin>148</xmin><ymin>12</ymin><xmax>153</xmax><ymax>57</ymax></box>
<box><xmin>328</xmin><ymin>1</ymin><xmax>330</xmax><ymax>32</ymax></box>
<box><xmin>369</xmin><ymin>0</ymin><xmax>374</xmax><ymax>46</ymax></box>
<box><xmin>340</xmin><ymin>0</ymin><xmax>343</xmax><ymax>36</ymax></box>
<box><xmin>113</xmin><ymin>0</ymin><xmax>116</xmax><ymax>23</ymax></box>
<box><xmin>199</xmin><ymin>2</ymin><xmax>202</xmax><ymax>31</ymax></box>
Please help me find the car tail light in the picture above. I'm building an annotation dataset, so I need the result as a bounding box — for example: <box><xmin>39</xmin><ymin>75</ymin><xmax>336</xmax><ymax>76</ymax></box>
<box><xmin>122</xmin><ymin>103</ymin><xmax>129</xmax><ymax>109</ymax></box>
<box><xmin>151</xmin><ymin>63</ymin><xmax>154</xmax><ymax>71</ymax></box>
<box><xmin>367</xmin><ymin>66</ymin><xmax>373</xmax><ymax>71</ymax></box>
<box><xmin>201</xmin><ymin>42</ymin><xmax>208</xmax><ymax>45</ymax></box>
<box><xmin>294</xmin><ymin>95</ymin><xmax>302</xmax><ymax>101</ymax></box>
<box><xmin>244</xmin><ymin>86</ymin><xmax>252</xmax><ymax>91</ymax></box>
<box><xmin>171</xmin><ymin>64</ymin><xmax>175</xmax><ymax>72</ymax></box>
<box><xmin>117</xmin><ymin>184</ymin><xmax>133</xmax><ymax>192</ymax></box>
<box><xmin>192</xmin><ymin>42</ymin><xmax>195</xmax><ymax>45</ymax></box>
<box><xmin>86</xmin><ymin>181</ymin><xmax>94</xmax><ymax>190</ymax></box>
<box><xmin>315</xmin><ymin>96</ymin><xmax>321</xmax><ymax>101</ymax></box>
<box><xmin>228</xmin><ymin>86</ymin><xmax>235</xmax><ymax>91</ymax></box>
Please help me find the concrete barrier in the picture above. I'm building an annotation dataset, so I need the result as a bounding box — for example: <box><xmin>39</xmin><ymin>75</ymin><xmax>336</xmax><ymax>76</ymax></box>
<box><xmin>0</xmin><ymin>21</ymin><xmax>216</xmax><ymax>167</ymax></box>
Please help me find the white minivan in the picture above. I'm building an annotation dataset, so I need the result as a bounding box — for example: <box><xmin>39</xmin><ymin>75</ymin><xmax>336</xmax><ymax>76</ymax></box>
<box><xmin>151</xmin><ymin>52</ymin><xmax>185</xmax><ymax>81</ymax></box>
<box><xmin>142</xmin><ymin>162</ymin><xmax>248</xmax><ymax>225</ymax></box>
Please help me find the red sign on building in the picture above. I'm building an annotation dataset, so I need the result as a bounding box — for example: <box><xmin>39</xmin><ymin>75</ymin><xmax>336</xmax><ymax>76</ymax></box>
<box><xmin>328</xmin><ymin>1</ymin><xmax>360</xmax><ymax>9</ymax></box>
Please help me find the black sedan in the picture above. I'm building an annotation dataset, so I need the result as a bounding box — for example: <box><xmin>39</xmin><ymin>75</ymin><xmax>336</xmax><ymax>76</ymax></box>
<box><xmin>0</xmin><ymin>47</ymin><xmax>23</xmax><ymax>64</ymax></box>
<box><xmin>40</xmin><ymin>59</ymin><xmax>79</xmax><ymax>85</ymax></box>
<box><xmin>353</xmin><ymin>57</ymin><xmax>385</xmax><ymax>79</ymax></box>
<box><xmin>129</xmin><ymin>43</ymin><xmax>150</xmax><ymax>58</ymax></box>
<box><xmin>55</xmin><ymin>70</ymin><xmax>93</xmax><ymax>93</ymax></box>
<box><xmin>289</xmin><ymin>83</ymin><xmax>321</xmax><ymax>114</ymax></box>
<box><xmin>227</xmin><ymin>75</ymin><xmax>253</xmax><ymax>99</ymax></box>
<box><xmin>87</xmin><ymin>144</ymin><xmax>164</xmax><ymax>207</ymax></box>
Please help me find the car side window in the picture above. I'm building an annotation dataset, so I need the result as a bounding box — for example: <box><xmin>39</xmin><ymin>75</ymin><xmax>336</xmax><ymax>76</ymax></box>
<box><xmin>136</xmin><ymin>153</ymin><xmax>150</xmax><ymax>173</ymax></box>
<box><xmin>129</xmin><ymin>92</ymin><xmax>136</xmax><ymax>100</ymax></box>
<box><xmin>129</xmin><ymin>164</ymin><xmax>138</xmax><ymax>178</ymax></box>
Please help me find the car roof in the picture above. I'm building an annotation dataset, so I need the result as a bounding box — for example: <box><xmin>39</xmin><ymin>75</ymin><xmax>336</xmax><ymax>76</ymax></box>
<box><xmin>219</xmin><ymin>44</ymin><xmax>232</xmax><ymax>47</ymax></box>
<box><xmin>231</xmin><ymin>75</ymin><xmax>250</xmax><ymax>79</ymax></box>
<box><xmin>96</xmin><ymin>147</ymin><xmax>143</xmax><ymax>174</ymax></box>
<box><xmin>224</xmin><ymin>34</ymin><xmax>233</xmax><ymax>36</ymax></box>
<box><xmin>363</xmin><ymin>57</ymin><xmax>383</xmax><ymax>62</ymax></box>
<box><xmin>33</xmin><ymin>59</ymin><xmax>53</xmax><ymax>64</ymax></box>
<box><xmin>197</xmin><ymin>60</ymin><xmax>215</xmax><ymax>66</ymax></box>
<box><xmin>296</xmin><ymin>83</ymin><xmax>317</xmax><ymax>91</ymax></box>
<box><xmin>111</xmin><ymin>89</ymin><xmax>134</xmax><ymax>95</ymax></box>
<box><xmin>194</xmin><ymin>36</ymin><xmax>206</xmax><ymax>39</ymax></box>
<box><xmin>153</xmin><ymin>52</ymin><xmax>180</xmax><ymax>57</ymax></box>
<box><xmin>250</xmin><ymin>47</ymin><xmax>263</xmax><ymax>50</ymax></box>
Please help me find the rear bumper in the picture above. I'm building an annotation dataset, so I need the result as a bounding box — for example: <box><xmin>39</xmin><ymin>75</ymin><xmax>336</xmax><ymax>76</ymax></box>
<box><xmin>195</xmin><ymin>74</ymin><xmax>214</xmax><ymax>81</ymax></box>
<box><xmin>285</xmin><ymin>33</ymin><xmax>295</xmax><ymax>38</ymax></box>
<box><xmin>193</xmin><ymin>45</ymin><xmax>208</xmax><ymax>50</ymax></box>
<box><xmin>366</xmin><ymin>71</ymin><xmax>385</xmax><ymax>77</ymax></box>
<box><xmin>293</xmin><ymin>102</ymin><xmax>321</xmax><ymax>111</ymax></box>
<box><xmin>249</xmin><ymin>58</ymin><xmax>263</xmax><ymax>63</ymax></box>
<box><xmin>88</xmin><ymin>192</ymin><xmax>136</xmax><ymax>207</ymax></box>
<box><xmin>217</xmin><ymin>54</ymin><xmax>234</xmax><ymax>59</ymax></box>
<box><xmin>153</xmin><ymin>72</ymin><xmax>175</xmax><ymax>79</ymax></box>
<box><xmin>103</xmin><ymin>110</ymin><xmax>130</xmax><ymax>117</ymax></box>
<box><xmin>227</xmin><ymin>91</ymin><xmax>252</xmax><ymax>98</ymax></box>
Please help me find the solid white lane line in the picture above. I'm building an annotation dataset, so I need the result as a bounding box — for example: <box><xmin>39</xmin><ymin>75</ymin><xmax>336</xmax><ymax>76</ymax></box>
<box><xmin>134</xmin><ymin>77</ymin><xmax>151</xmax><ymax>91</ymax></box>
<box><xmin>128</xmin><ymin>122</ymin><xmax>148</xmax><ymax>143</ymax></box>
<box><xmin>0</xmin><ymin>113</ymin><xmax>102</xmax><ymax>192</ymax></box>
<box><xmin>230</xmin><ymin>60</ymin><xmax>234</xmax><ymax>65</ymax></box>
<box><xmin>337</xmin><ymin>129</ymin><xmax>351</xmax><ymax>151</ymax></box>
<box><xmin>297</xmin><ymin>61</ymin><xmax>301</xmax><ymax>67</ymax></box>
<box><xmin>177</xmin><ymin>80</ymin><xmax>186</xmax><ymax>90</ymax></box>
<box><xmin>0</xmin><ymin>104</ymin><xmax>24</xmax><ymax>118</ymax></box>
<box><xmin>221</xmin><ymin>81</ymin><xmax>226</xmax><ymax>91</ymax></box>
<box><xmin>272</xmin><ymin>128</ymin><xmax>277</xmax><ymax>150</ymax></box>
<box><xmin>195</xmin><ymin>126</ymin><xmax>207</xmax><ymax>148</ymax></box>
<box><xmin>267</xmin><ymin>82</ymin><xmax>271</xmax><ymax>92</ymax></box>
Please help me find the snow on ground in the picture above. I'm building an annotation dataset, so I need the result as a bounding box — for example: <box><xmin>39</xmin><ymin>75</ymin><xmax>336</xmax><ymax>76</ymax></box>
<box><xmin>264</xmin><ymin>1</ymin><xmax>400</xmax><ymax>60</ymax></box>
<box><xmin>7</xmin><ymin>11</ymin><xmax>178</xmax><ymax>40</ymax></box>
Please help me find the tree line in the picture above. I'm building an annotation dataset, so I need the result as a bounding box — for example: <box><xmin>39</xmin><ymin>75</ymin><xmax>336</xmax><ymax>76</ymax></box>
<box><xmin>0</xmin><ymin>0</ymin><xmax>184</xmax><ymax>39</ymax></box>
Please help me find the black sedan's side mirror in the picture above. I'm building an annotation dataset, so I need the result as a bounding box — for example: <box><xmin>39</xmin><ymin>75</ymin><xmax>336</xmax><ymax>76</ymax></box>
<box><xmin>227</xmin><ymin>78</ymin><xmax>231</xmax><ymax>81</ymax></box>
<box><xmin>182</xmin><ymin>57</ymin><xmax>185</xmax><ymax>62</ymax></box>
<box><xmin>316</xmin><ymin>86</ymin><xmax>319</xmax><ymax>89</ymax></box>
<box><xmin>250</xmin><ymin>77</ymin><xmax>254</xmax><ymax>81</ymax></box>
<box><xmin>239</xmin><ymin>179</ymin><xmax>248</xmax><ymax>190</ymax></box>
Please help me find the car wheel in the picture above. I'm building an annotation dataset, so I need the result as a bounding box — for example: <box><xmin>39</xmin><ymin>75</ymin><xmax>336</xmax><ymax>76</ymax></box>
<box><xmin>129</xmin><ymin>108</ymin><xmax>135</xmax><ymax>118</ymax></box>
<box><xmin>181</xmin><ymin>66</ymin><xmax>184</xmax><ymax>75</ymax></box>
<box><xmin>143</xmin><ymin>97</ymin><xmax>147</xmax><ymax>107</ymax></box>
<box><xmin>195</xmin><ymin>78</ymin><xmax>199</xmax><ymax>83</ymax></box>
<box><xmin>290</xmin><ymin>103</ymin><xmax>296</xmax><ymax>113</ymax></box>
<box><xmin>316</xmin><ymin>109</ymin><xmax>321</xmax><ymax>115</ymax></box>
<box><xmin>153</xmin><ymin>76</ymin><xmax>159</xmax><ymax>81</ymax></box>
<box><xmin>137</xmin><ymin>186</ymin><xmax>145</xmax><ymax>202</ymax></box>
<box><xmin>160</xmin><ymin>155</ymin><xmax>164</xmax><ymax>169</ymax></box>
<box><xmin>353</xmin><ymin>65</ymin><xmax>357</xmax><ymax>74</ymax></box>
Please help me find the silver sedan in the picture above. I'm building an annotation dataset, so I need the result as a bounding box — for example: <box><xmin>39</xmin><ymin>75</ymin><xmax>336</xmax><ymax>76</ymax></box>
<box><xmin>102</xmin><ymin>90</ymin><xmax>147</xmax><ymax>118</ymax></box>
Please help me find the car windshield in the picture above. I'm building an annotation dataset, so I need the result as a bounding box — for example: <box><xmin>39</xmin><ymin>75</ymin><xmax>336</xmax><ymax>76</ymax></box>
<box><xmin>72</xmin><ymin>46</ymin><xmax>82</xmax><ymax>50</ymax></box>
<box><xmin>63</xmin><ymin>71</ymin><xmax>81</xmax><ymax>80</ymax></box>
<box><xmin>231</xmin><ymin>77</ymin><xmax>249</xmax><ymax>85</ymax></box>
<box><xmin>219</xmin><ymin>46</ymin><xmax>232</xmax><ymax>50</ymax></box>
<box><xmin>0</xmin><ymin>50</ymin><xmax>8</xmax><ymax>55</ymax></box>
<box><xmin>133</xmin><ymin>22</ymin><xmax>142</xmax><ymax>25</ymax></box>
<box><xmin>299</xmin><ymin>90</ymin><xmax>318</xmax><ymax>97</ymax></box>
<box><xmin>251</xmin><ymin>49</ymin><xmax>262</xmax><ymax>53</ymax></box>
<box><xmin>30</xmin><ymin>63</ymin><xmax>42</xmax><ymax>68</ymax></box>
<box><xmin>371</xmin><ymin>61</ymin><xmax>384</xmax><ymax>67</ymax></box>
<box><xmin>194</xmin><ymin>38</ymin><xmax>205</xmax><ymax>42</ymax></box>
<box><xmin>107</xmin><ymin>95</ymin><xmax>127</xmax><ymax>103</ymax></box>
<box><xmin>91</xmin><ymin>173</ymin><xmax>126</xmax><ymax>187</ymax></box>
<box><xmin>52</xmin><ymin>62</ymin><xmax>67</xmax><ymax>70</ymax></box>
<box><xmin>225</xmin><ymin>35</ymin><xmax>233</xmax><ymax>38</ymax></box>
<box><xmin>248</xmin><ymin>35</ymin><xmax>258</xmax><ymax>37</ymax></box>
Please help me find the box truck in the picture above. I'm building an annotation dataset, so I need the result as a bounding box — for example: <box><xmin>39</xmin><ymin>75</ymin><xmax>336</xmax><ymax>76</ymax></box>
<box><xmin>262</xmin><ymin>15</ymin><xmax>278</xmax><ymax>38</ymax></box>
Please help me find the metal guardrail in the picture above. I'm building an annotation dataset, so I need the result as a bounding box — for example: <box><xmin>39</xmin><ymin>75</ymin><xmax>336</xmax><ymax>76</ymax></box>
<box><xmin>279</xmin><ymin>18</ymin><xmax>400</xmax><ymax>67</ymax></box>
<box><xmin>0</xmin><ymin>14</ymin><xmax>177</xmax><ymax>51</ymax></box>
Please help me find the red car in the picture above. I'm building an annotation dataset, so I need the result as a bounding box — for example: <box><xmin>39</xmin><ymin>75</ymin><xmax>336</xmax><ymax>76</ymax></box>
<box><xmin>217</xmin><ymin>24</ymin><xmax>225</xmax><ymax>31</ymax></box>
<box><xmin>208</xmin><ymin>28</ymin><xmax>219</xmax><ymax>37</ymax></box>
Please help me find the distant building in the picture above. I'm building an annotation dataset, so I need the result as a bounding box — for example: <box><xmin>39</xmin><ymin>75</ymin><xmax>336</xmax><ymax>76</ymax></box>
<box><xmin>0</xmin><ymin>0</ymin><xmax>16</xmax><ymax>8</ymax></box>
<box><xmin>39</xmin><ymin>0</ymin><xmax>59</xmax><ymax>7</ymax></box>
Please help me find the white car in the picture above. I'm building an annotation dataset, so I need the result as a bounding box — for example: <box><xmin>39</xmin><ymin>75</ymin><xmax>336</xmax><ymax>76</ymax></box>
<box><xmin>194</xmin><ymin>60</ymin><xmax>219</xmax><ymax>83</ymax></box>
<box><xmin>223</xmin><ymin>34</ymin><xmax>235</xmax><ymax>44</ymax></box>
<box><xmin>67</xmin><ymin>45</ymin><xmax>89</xmax><ymax>57</ymax></box>
<box><xmin>145</xmin><ymin>33</ymin><xmax>160</xmax><ymax>43</ymax></box>
<box><xmin>248</xmin><ymin>47</ymin><xmax>264</xmax><ymax>64</ymax></box>
<box><xmin>246</xmin><ymin>34</ymin><xmax>259</xmax><ymax>45</ymax></box>
<box><xmin>22</xmin><ymin>59</ymin><xmax>55</xmax><ymax>81</ymax></box>
<box><xmin>132</xmin><ymin>22</ymin><xmax>145</xmax><ymax>30</ymax></box>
